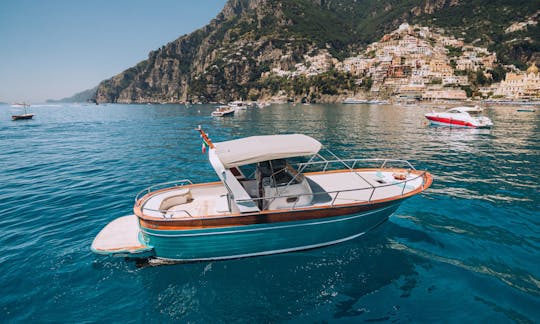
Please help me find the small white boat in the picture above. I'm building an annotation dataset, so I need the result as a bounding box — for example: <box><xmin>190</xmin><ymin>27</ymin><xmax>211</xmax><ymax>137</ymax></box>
<box><xmin>368</xmin><ymin>99</ymin><xmax>389</xmax><ymax>104</ymax></box>
<box><xmin>229</xmin><ymin>101</ymin><xmax>247</xmax><ymax>111</ymax></box>
<box><xmin>211</xmin><ymin>105</ymin><xmax>235</xmax><ymax>117</ymax></box>
<box><xmin>425</xmin><ymin>106</ymin><xmax>493</xmax><ymax>128</ymax></box>
<box><xmin>342</xmin><ymin>98</ymin><xmax>368</xmax><ymax>104</ymax></box>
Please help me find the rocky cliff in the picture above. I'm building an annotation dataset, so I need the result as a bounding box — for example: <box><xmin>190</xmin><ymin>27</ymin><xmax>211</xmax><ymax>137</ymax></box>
<box><xmin>95</xmin><ymin>0</ymin><xmax>540</xmax><ymax>103</ymax></box>
<box><xmin>96</xmin><ymin>0</ymin><xmax>297</xmax><ymax>103</ymax></box>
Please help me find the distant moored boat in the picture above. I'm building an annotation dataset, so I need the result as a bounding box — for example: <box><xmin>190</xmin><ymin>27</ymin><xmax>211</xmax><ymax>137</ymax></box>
<box><xmin>342</xmin><ymin>98</ymin><xmax>368</xmax><ymax>104</ymax></box>
<box><xmin>425</xmin><ymin>106</ymin><xmax>493</xmax><ymax>128</ymax></box>
<box><xmin>11</xmin><ymin>103</ymin><xmax>34</xmax><ymax>120</ymax></box>
<box><xmin>211</xmin><ymin>105</ymin><xmax>235</xmax><ymax>117</ymax></box>
<box><xmin>229</xmin><ymin>100</ymin><xmax>247</xmax><ymax>111</ymax></box>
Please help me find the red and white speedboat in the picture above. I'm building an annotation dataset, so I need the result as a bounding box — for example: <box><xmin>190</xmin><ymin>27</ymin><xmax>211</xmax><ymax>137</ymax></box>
<box><xmin>425</xmin><ymin>106</ymin><xmax>493</xmax><ymax>128</ymax></box>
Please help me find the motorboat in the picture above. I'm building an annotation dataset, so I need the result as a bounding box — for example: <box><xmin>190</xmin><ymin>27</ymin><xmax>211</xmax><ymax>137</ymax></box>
<box><xmin>425</xmin><ymin>106</ymin><xmax>493</xmax><ymax>128</ymax></box>
<box><xmin>211</xmin><ymin>105</ymin><xmax>235</xmax><ymax>117</ymax></box>
<box><xmin>91</xmin><ymin>127</ymin><xmax>433</xmax><ymax>262</ymax></box>
<box><xmin>229</xmin><ymin>101</ymin><xmax>247</xmax><ymax>111</ymax></box>
<box><xmin>11</xmin><ymin>103</ymin><xmax>34</xmax><ymax>120</ymax></box>
<box><xmin>367</xmin><ymin>99</ymin><xmax>389</xmax><ymax>104</ymax></box>
<box><xmin>342</xmin><ymin>98</ymin><xmax>368</xmax><ymax>104</ymax></box>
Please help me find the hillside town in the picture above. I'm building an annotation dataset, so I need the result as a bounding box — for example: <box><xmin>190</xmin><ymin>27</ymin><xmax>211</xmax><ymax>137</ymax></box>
<box><xmin>270</xmin><ymin>23</ymin><xmax>539</xmax><ymax>103</ymax></box>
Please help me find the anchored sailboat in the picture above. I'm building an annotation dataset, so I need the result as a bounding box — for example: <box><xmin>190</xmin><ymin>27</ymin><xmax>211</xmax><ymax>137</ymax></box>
<box><xmin>11</xmin><ymin>102</ymin><xmax>34</xmax><ymax>120</ymax></box>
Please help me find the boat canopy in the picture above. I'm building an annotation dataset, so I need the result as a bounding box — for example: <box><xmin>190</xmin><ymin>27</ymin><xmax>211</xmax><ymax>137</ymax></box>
<box><xmin>214</xmin><ymin>134</ymin><xmax>322</xmax><ymax>168</ymax></box>
<box><xmin>448</xmin><ymin>106</ymin><xmax>483</xmax><ymax>113</ymax></box>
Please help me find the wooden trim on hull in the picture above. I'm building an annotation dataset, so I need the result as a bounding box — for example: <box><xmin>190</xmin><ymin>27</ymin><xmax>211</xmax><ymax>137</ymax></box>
<box><xmin>135</xmin><ymin>169</ymin><xmax>433</xmax><ymax>231</ymax></box>
<box><xmin>141</xmin><ymin>203</ymin><xmax>398</xmax><ymax>261</ymax></box>
<box><xmin>139</xmin><ymin>199</ymin><xmax>398</xmax><ymax>230</ymax></box>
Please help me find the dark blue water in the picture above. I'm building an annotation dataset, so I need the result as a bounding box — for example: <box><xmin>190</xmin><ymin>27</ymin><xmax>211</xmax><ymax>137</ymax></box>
<box><xmin>1</xmin><ymin>103</ymin><xmax>538</xmax><ymax>322</ymax></box>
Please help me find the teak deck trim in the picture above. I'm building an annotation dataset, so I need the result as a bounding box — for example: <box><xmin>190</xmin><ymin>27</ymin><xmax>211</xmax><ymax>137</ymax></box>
<box><xmin>133</xmin><ymin>168</ymin><xmax>432</xmax><ymax>230</ymax></box>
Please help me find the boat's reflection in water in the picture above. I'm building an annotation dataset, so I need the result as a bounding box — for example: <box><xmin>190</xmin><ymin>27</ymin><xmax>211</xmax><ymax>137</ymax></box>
<box><xmin>111</xmin><ymin>221</ymin><xmax>428</xmax><ymax>322</ymax></box>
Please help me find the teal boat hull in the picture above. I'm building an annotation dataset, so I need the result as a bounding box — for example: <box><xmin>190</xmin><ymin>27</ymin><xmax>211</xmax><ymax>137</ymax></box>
<box><xmin>139</xmin><ymin>202</ymin><xmax>400</xmax><ymax>261</ymax></box>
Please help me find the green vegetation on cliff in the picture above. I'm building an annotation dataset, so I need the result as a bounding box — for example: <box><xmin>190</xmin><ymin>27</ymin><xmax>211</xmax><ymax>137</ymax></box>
<box><xmin>93</xmin><ymin>0</ymin><xmax>540</xmax><ymax>103</ymax></box>
<box><xmin>413</xmin><ymin>0</ymin><xmax>540</xmax><ymax>68</ymax></box>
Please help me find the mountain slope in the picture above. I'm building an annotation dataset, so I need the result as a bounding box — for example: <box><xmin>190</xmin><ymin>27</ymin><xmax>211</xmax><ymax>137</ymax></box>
<box><xmin>95</xmin><ymin>0</ymin><xmax>540</xmax><ymax>103</ymax></box>
<box><xmin>48</xmin><ymin>86</ymin><xmax>98</xmax><ymax>103</ymax></box>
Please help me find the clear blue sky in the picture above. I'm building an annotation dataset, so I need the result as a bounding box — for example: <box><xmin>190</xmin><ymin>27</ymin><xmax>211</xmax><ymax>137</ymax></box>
<box><xmin>0</xmin><ymin>0</ymin><xmax>227</xmax><ymax>103</ymax></box>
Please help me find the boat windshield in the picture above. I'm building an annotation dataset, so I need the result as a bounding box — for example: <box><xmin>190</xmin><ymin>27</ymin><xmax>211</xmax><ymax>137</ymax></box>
<box><xmin>448</xmin><ymin>107</ymin><xmax>482</xmax><ymax>116</ymax></box>
<box><xmin>258</xmin><ymin>159</ymin><xmax>303</xmax><ymax>187</ymax></box>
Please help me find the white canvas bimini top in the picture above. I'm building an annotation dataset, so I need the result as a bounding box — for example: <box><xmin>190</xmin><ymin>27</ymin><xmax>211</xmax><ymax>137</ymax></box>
<box><xmin>214</xmin><ymin>134</ymin><xmax>322</xmax><ymax>167</ymax></box>
<box><xmin>447</xmin><ymin>106</ymin><xmax>483</xmax><ymax>113</ymax></box>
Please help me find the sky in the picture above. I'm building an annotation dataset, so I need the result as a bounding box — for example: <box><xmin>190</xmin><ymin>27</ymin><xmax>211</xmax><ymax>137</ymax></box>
<box><xmin>0</xmin><ymin>0</ymin><xmax>227</xmax><ymax>103</ymax></box>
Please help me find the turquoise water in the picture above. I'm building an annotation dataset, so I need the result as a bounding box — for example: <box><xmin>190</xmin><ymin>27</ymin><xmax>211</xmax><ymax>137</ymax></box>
<box><xmin>1</xmin><ymin>103</ymin><xmax>538</xmax><ymax>322</ymax></box>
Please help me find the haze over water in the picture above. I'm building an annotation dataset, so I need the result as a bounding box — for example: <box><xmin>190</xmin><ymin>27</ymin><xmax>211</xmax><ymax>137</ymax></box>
<box><xmin>1</xmin><ymin>103</ymin><xmax>538</xmax><ymax>322</ymax></box>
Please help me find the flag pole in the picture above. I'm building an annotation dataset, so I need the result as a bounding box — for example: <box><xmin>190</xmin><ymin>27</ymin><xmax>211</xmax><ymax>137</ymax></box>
<box><xmin>196</xmin><ymin>125</ymin><xmax>215</xmax><ymax>149</ymax></box>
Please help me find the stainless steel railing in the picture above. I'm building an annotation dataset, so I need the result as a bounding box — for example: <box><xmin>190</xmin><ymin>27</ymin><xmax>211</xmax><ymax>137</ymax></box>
<box><xmin>134</xmin><ymin>158</ymin><xmax>427</xmax><ymax>217</ymax></box>
<box><xmin>135</xmin><ymin>179</ymin><xmax>195</xmax><ymax>218</ymax></box>
<box><xmin>236</xmin><ymin>170</ymin><xmax>427</xmax><ymax>211</ymax></box>
<box><xmin>135</xmin><ymin>179</ymin><xmax>193</xmax><ymax>204</ymax></box>
<box><xmin>294</xmin><ymin>158</ymin><xmax>416</xmax><ymax>173</ymax></box>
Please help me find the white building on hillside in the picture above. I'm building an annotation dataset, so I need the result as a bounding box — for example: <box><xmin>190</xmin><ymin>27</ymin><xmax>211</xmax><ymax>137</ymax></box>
<box><xmin>495</xmin><ymin>63</ymin><xmax>540</xmax><ymax>99</ymax></box>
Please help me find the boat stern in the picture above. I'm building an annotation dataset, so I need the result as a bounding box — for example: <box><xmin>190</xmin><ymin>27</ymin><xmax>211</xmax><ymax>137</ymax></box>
<box><xmin>474</xmin><ymin>116</ymin><xmax>493</xmax><ymax>128</ymax></box>
<box><xmin>91</xmin><ymin>215</ymin><xmax>154</xmax><ymax>258</ymax></box>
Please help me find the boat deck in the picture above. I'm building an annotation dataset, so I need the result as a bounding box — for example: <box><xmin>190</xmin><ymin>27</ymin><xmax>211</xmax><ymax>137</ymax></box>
<box><xmin>139</xmin><ymin>170</ymin><xmax>425</xmax><ymax>220</ymax></box>
<box><xmin>91</xmin><ymin>215</ymin><xmax>151</xmax><ymax>256</ymax></box>
<box><xmin>308</xmin><ymin>170</ymin><xmax>422</xmax><ymax>205</ymax></box>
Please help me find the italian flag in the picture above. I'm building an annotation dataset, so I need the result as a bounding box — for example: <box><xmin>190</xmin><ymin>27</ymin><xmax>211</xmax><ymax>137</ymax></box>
<box><xmin>201</xmin><ymin>141</ymin><xmax>207</xmax><ymax>154</ymax></box>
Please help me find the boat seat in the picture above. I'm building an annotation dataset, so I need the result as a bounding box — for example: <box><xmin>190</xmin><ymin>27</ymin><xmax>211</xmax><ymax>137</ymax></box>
<box><xmin>215</xmin><ymin>195</ymin><xmax>230</xmax><ymax>213</ymax></box>
<box><xmin>142</xmin><ymin>189</ymin><xmax>193</xmax><ymax>217</ymax></box>
<box><xmin>159</xmin><ymin>188</ymin><xmax>193</xmax><ymax>211</ymax></box>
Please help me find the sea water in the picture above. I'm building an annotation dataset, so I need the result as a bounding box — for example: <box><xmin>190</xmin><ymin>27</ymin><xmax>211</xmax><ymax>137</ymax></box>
<box><xmin>0</xmin><ymin>103</ymin><xmax>538</xmax><ymax>322</ymax></box>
